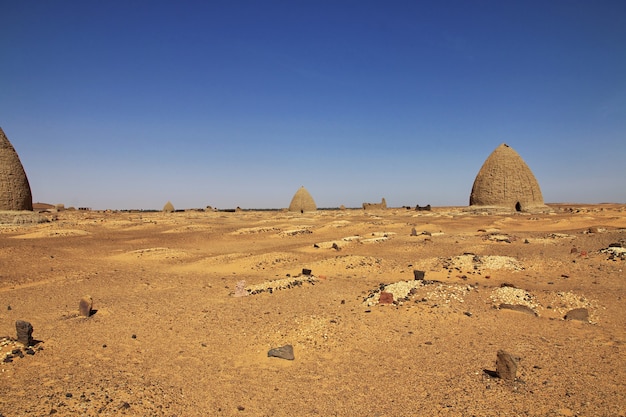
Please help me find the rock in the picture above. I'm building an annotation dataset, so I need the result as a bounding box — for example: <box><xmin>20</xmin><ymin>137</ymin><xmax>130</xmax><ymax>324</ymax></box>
<box><xmin>378</xmin><ymin>292</ymin><xmax>394</xmax><ymax>304</ymax></box>
<box><xmin>496</xmin><ymin>350</ymin><xmax>519</xmax><ymax>381</ymax></box>
<box><xmin>15</xmin><ymin>320</ymin><xmax>33</xmax><ymax>346</ymax></box>
<box><xmin>268</xmin><ymin>344</ymin><xmax>294</xmax><ymax>360</ymax></box>
<box><xmin>410</xmin><ymin>227</ymin><xmax>418</xmax><ymax>236</ymax></box>
<box><xmin>79</xmin><ymin>295</ymin><xmax>93</xmax><ymax>317</ymax></box>
<box><xmin>499</xmin><ymin>303</ymin><xmax>538</xmax><ymax>316</ymax></box>
<box><xmin>564</xmin><ymin>308</ymin><xmax>589</xmax><ymax>322</ymax></box>
<box><xmin>233</xmin><ymin>280</ymin><xmax>248</xmax><ymax>297</ymax></box>
<box><xmin>302</xmin><ymin>268</ymin><xmax>312</xmax><ymax>276</ymax></box>
<box><xmin>413</xmin><ymin>270</ymin><xmax>425</xmax><ymax>280</ymax></box>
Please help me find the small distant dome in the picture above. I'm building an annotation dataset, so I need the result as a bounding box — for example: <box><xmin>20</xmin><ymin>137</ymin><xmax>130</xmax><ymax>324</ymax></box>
<box><xmin>469</xmin><ymin>143</ymin><xmax>545</xmax><ymax>211</ymax></box>
<box><xmin>162</xmin><ymin>201</ymin><xmax>175</xmax><ymax>212</ymax></box>
<box><xmin>0</xmin><ymin>127</ymin><xmax>33</xmax><ymax>211</ymax></box>
<box><xmin>288</xmin><ymin>186</ymin><xmax>317</xmax><ymax>212</ymax></box>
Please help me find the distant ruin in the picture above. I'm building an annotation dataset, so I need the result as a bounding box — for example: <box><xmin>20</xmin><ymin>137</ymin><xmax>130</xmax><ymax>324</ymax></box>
<box><xmin>363</xmin><ymin>198</ymin><xmax>387</xmax><ymax>210</ymax></box>
<box><xmin>288</xmin><ymin>186</ymin><xmax>317</xmax><ymax>212</ymax></box>
<box><xmin>0</xmin><ymin>127</ymin><xmax>33</xmax><ymax>211</ymax></box>
<box><xmin>469</xmin><ymin>143</ymin><xmax>546</xmax><ymax>212</ymax></box>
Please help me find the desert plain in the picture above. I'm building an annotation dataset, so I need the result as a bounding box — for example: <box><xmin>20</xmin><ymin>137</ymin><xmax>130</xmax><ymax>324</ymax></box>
<box><xmin>0</xmin><ymin>204</ymin><xmax>625</xmax><ymax>416</ymax></box>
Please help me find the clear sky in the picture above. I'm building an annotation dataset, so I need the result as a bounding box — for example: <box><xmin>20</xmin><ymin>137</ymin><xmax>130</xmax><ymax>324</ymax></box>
<box><xmin>1</xmin><ymin>1</ymin><xmax>625</xmax><ymax>210</ymax></box>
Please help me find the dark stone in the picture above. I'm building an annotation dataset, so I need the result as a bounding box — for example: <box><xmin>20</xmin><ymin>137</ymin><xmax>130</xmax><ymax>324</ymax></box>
<box><xmin>332</xmin><ymin>242</ymin><xmax>340</xmax><ymax>251</ymax></box>
<box><xmin>410</xmin><ymin>227</ymin><xmax>417</xmax><ymax>236</ymax></box>
<box><xmin>499</xmin><ymin>304</ymin><xmax>538</xmax><ymax>316</ymax></box>
<box><xmin>413</xmin><ymin>270</ymin><xmax>425</xmax><ymax>280</ymax></box>
<box><xmin>78</xmin><ymin>295</ymin><xmax>93</xmax><ymax>317</ymax></box>
<box><xmin>378</xmin><ymin>292</ymin><xmax>394</xmax><ymax>304</ymax></box>
<box><xmin>302</xmin><ymin>268</ymin><xmax>312</xmax><ymax>276</ymax></box>
<box><xmin>15</xmin><ymin>320</ymin><xmax>33</xmax><ymax>346</ymax></box>
<box><xmin>564</xmin><ymin>308</ymin><xmax>589</xmax><ymax>322</ymax></box>
<box><xmin>268</xmin><ymin>344</ymin><xmax>294</xmax><ymax>360</ymax></box>
<box><xmin>496</xmin><ymin>350</ymin><xmax>519</xmax><ymax>381</ymax></box>
<box><xmin>25</xmin><ymin>348</ymin><xmax>35</xmax><ymax>355</ymax></box>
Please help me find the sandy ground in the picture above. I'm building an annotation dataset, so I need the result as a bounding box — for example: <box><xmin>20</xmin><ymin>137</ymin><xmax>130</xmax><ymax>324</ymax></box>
<box><xmin>0</xmin><ymin>204</ymin><xmax>624</xmax><ymax>417</ymax></box>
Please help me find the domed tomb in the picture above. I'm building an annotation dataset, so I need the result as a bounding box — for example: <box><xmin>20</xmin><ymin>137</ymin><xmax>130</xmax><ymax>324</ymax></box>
<box><xmin>162</xmin><ymin>201</ymin><xmax>175</xmax><ymax>212</ymax></box>
<box><xmin>288</xmin><ymin>186</ymin><xmax>317</xmax><ymax>212</ymax></box>
<box><xmin>0</xmin><ymin>127</ymin><xmax>33</xmax><ymax>211</ymax></box>
<box><xmin>469</xmin><ymin>143</ymin><xmax>545</xmax><ymax>211</ymax></box>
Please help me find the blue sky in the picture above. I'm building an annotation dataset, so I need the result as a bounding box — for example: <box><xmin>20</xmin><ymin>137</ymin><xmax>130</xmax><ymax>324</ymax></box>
<box><xmin>1</xmin><ymin>1</ymin><xmax>624</xmax><ymax>209</ymax></box>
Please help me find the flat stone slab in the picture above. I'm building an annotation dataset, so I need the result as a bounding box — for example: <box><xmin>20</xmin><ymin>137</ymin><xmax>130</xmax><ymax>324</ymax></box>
<box><xmin>564</xmin><ymin>308</ymin><xmax>589</xmax><ymax>322</ymax></box>
<box><xmin>268</xmin><ymin>345</ymin><xmax>294</xmax><ymax>360</ymax></box>
<box><xmin>499</xmin><ymin>303</ymin><xmax>538</xmax><ymax>316</ymax></box>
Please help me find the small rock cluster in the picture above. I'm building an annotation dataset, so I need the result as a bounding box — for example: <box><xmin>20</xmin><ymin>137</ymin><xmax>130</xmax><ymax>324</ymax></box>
<box><xmin>237</xmin><ymin>270</ymin><xmax>319</xmax><ymax>296</ymax></box>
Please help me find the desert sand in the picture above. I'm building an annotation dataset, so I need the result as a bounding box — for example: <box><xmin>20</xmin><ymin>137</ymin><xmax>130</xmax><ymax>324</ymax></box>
<box><xmin>0</xmin><ymin>205</ymin><xmax>625</xmax><ymax>416</ymax></box>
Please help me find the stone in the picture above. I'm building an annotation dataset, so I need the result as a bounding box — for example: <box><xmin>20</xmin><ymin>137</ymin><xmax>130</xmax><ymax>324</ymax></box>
<box><xmin>268</xmin><ymin>344</ymin><xmax>294</xmax><ymax>360</ymax></box>
<box><xmin>564</xmin><ymin>308</ymin><xmax>589</xmax><ymax>322</ymax></box>
<box><xmin>78</xmin><ymin>295</ymin><xmax>93</xmax><ymax>317</ymax></box>
<box><xmin>378</xmin><ymin>292</ymin><xmax>394</xmax><ymax>304</ymax></box>
<box><xmin>302</xmin><ymin>268</ymin><xmax>312</xmax><ymax>276</ymax></box>
<box><xmin>15</xmin><ymin>320</ymin><xmax>33</xmax><ymax>346</ymax></box>
<box><xmin>413</xmin><ymin>270</ymin><xmax>426</xmax><ymax>280</ymax></box>
<box><xmin>410</xmin><ymin>227</ymin><xmax>417</xmax><ymax>236</ymax></box>
<box><xmin>499</xmin><ymin>303</ymin><xmax>537</xmax><ymax>316</ymax></box>
<box><xmin>233</xmin><ymin>280</ymin><xmax>248</xmax><ymax>297</ymax></box>
<box><xmin>496</xmin><ymin>350</ymin><xmax>519</xmax><ymax>381</ymax></box>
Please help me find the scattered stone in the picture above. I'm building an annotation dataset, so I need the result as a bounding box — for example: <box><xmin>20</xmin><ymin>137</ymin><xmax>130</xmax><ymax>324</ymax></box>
<box><xmin>302</xmin><ymin>268</ymin><xmax>312</xmax><ymax>276</ymax></box>
<box><xmin>570</xmin><ymin>247</ymin><xmax>578</xmax><ymax>254</ymax></box>
<box><xmin>268</xmin><ymin>344</ymin><xmax>294</xmax><ymax>360</ymax></box>
<box><xmin>463</xmin><ymin>311</ymin><xmax>472</xmax><ymax>317</ymax></box>
<box><xmin>564</xmin><ymin>308</ymin><xmax>589</xmax><ymax>322</ymax></box>
<box><xmin>496</xmin><ymin>350</ymin><xmax>519</xmax><ymax>381</ymax></box>
<box><xmin>78</xmin><ymin>295</ymin><xmax>93</xmax><ymax>317</ymax></box>
<box><xmin>332</xmin><ymin>242</ymin><xmax>340</xmax><ymax>251</ymax></box>
<box><xmin>413</xmin><ymin>270</ymin><xmax>425</xmax><ymax>280</ymax></box>
<box><xmin>378</xmin><ymin>292</ymin><xmax>394</xmax><ymax>304</ymax></box>
<box><xmin>499</xmin><ymin>303</ymin><xmax>538</xmax><ymax>316</ymax></box>
<box><xmin>15</xmin><ymin>320</ymin><xmax>33</xmax><ymax>346</ymax></box>
<box><xmin>7</xmin><ymin>305</ymin><xmax>11</xmax><ymax>311</ymax></box>
<box><xmin>233</xmin><ymin>280</ymin><xmax>248</xmax><ymax>297</ymax></box>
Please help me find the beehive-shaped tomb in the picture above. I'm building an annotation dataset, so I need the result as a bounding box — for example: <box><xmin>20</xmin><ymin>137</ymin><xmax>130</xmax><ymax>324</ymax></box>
<box><xmin>469</xmin><ymin>143</ymin><xmax>546</xmax><ymax>212</ymax></box>
<box><xmin>288</xmin><ymin>186</ymin><xmax>317</xmax><ymax>212</ymax></box>
<box><xmin>0</xmin><ymin>127</ymin><xmax>33</xmax><ymax>211</ymax></box>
